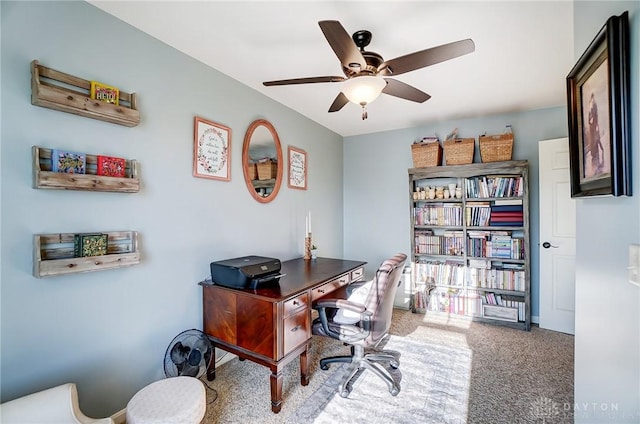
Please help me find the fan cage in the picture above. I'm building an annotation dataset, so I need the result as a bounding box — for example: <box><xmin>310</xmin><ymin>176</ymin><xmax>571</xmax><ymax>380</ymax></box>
<box><xmin>164</xmin><ymin>329</ymin><xmax>213</xmax><ymax>379</ymax></box>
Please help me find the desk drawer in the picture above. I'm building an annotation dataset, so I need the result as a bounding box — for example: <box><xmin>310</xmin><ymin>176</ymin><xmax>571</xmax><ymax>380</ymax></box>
<box><xmin>311</xmin><ymin>274</ymin><xmax>349</xmax><ymax>301</ymax></box>
<box><xmin>283</xmin><ymin>310</ymin><xmax>309</xmax><ymax>355</ymax></box>
<box><xmin>351</xmin><ymin>267</ymin><xmax>364</xmax><ymax>281</ymax></box>
<box><xmin>283</xmin><ymin>292</ymin><xmax>309</xmax><ymax>317</ymax></box>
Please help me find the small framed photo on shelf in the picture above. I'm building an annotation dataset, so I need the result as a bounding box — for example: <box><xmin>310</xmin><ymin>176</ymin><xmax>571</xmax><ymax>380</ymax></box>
<box><xmin>51</xmin><ymin>149</ymin><xmax>86</xmax><ymax>174</ymax></box>
<box><xmin>193</xmin><ymin>116</ymin><xmax>231</xmax><ymax>181</ymax></box>
<box><xmin>287</xmin><ymin>146</ymin><xmax>307</xmax><ymax>190</ymax></box>
<box><xmin>566</xmin><ymin>11</ymin><xmax>631</xmax><ymax>198</ymax></box>
<box><xmin>90</xmin><ymin>81</ymin><xmax>119</xmax><ymax>105</ymax></box>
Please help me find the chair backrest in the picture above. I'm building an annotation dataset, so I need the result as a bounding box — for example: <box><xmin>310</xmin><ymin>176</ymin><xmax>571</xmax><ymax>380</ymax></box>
<box><xmin>360</xmin><ymin>253</ymin><xmax>407</xmax><ymax>346</ymax></box>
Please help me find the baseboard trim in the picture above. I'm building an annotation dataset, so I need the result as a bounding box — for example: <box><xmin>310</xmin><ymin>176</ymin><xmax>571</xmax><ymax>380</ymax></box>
<box><xmin>111</xmin><ymin>408</ymin><xmax>126</xmax><ymax>424</ymax></box>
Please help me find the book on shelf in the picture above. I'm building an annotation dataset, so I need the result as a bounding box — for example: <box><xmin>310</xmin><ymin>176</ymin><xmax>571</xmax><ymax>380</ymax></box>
<box><xmin>73</xmin><ymin>233</ymin><xmax>108</xmax><ymax>257</ymax></box>
<box><xmin>90</xmin><ymin>81</ymin><xmax>119</xmax><ymax>105</ymax></box>
<box><xmin>51</xmin><ymin>149</ymin><xmax>86</xmax><ymax>174</ymax></box>
<box><xmin>493</xmin><ymin>199</ymin><xmax>523</xmax><ymax>206</ymax></box>
<box><xmin>97</xmin><ymin>155</ymin><xmax>126</xmax><ymax>177</ymax></box>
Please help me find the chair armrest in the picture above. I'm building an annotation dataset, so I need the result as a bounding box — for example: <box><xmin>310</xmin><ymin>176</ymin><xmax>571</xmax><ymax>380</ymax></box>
<box><xmin>314</xmin><ymin>298</ymin><xmax>372</xmax><ymax>341</ymax></box>
<box><xmin>0</xmin><ymin>383</ymin><xmax>114</xmax><ymax>424</ymax></box>
<box><xmin>314</xmin><ymin>298</ymin><xmax>366</xmax><ymax>314</ymax></box>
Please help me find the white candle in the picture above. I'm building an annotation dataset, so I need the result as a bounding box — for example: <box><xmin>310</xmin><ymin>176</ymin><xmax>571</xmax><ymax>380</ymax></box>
<box><xmin>308</xmin><ymin>211</ymin><xmax>311</xmax><ymax>233</ymax></box>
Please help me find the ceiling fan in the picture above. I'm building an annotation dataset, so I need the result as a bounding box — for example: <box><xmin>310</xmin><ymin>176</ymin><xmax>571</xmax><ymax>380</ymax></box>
<box><xmin>263</xmin><ymin>20</ymin><xmax>475</xmax><ymax>120</ymax></box>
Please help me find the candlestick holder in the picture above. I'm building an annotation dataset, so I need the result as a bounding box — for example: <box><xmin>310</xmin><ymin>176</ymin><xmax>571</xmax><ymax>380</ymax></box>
<box><xmin>304</xmin><ymin>233</ymin><xmax>312</xmax><ymax>260</ymax></box>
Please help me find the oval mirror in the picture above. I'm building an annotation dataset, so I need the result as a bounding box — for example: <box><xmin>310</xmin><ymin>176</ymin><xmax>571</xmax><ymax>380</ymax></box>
<box><xmin>242</xmin><ymin>119</ymin><xmax>283</xmax><ymax>203</ymax></box>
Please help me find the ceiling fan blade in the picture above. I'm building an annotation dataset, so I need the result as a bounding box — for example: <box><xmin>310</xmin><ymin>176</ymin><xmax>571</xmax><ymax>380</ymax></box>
<box><xmin>328</xmin><ymin>92</ymin><xmax>349</xmax><ymax>112</ymax></box>
<box><xmin>318</xmin><ymin>20</ymin><xmax>367</xmax><ymax>71</ymax></box>
<box><xmin>382</xmin><ymin>78</ymin><xmax>431</xmax><ymax>103</ymax></box>
<box><xmin>379</xmin><ymin>39</ymin><xmax>475</xmax><ymax>76</ymax></box>
<box><xmin>263</xmin><ymin>76</ymin><xmax>345</xmax><ymax>86</ymax></box>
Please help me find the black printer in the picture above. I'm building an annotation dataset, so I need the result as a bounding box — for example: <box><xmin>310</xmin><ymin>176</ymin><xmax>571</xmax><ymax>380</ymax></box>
<box><xmin>210</xmin><ymin>255</ymin><xmax>282</xmax><ymax>289</ymax></box>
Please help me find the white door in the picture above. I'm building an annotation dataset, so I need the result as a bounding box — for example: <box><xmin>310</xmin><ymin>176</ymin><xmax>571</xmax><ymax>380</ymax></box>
<box><xmin>538</xmin><ymin>137</ymin><xmax>576</xmax><ymax>334</ymax></box>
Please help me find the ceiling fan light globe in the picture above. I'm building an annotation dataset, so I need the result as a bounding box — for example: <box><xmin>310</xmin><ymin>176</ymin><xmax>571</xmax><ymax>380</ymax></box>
<box><xmin>342</xmin><ymin>76</ymin><xmax>386</xmax><ymax>105</ymax></box>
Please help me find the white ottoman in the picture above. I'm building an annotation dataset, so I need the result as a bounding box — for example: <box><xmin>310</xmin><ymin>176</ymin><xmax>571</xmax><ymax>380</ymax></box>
<box><xmin>126</xmin><ymin>376</ymin><xmax>206</xmax><ymax>424</ymax></box>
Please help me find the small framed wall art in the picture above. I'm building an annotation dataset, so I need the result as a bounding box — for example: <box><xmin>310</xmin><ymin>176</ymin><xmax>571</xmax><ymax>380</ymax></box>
<box><xmin>566</xmin><ymin>11</ymin><xmax>631</xmax><ymax>197</ymax></box>
<box><xmin>193</xmin><ymin>116</ymin><xmax>231</xmax><ymax>181</ymax></box>
<box><xmin>287</xmin><ymin>146</ymin><xmax>307</xmax><ymax>190</ymax></box>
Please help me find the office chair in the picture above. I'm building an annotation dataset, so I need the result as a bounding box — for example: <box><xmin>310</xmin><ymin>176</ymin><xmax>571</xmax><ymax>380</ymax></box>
<box><xmin>312</xmin><ymin>253</ymin><xmax>407</xmax><ymax>398</ymax></box>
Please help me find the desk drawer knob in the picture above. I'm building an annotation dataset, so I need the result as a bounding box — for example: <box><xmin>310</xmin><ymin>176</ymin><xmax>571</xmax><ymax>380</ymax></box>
<box><xmin>317</xmin><ymin>289</ymin><xmax>325</xmax><ymax>294</ymax></box>
<box><xmin>291</xmin><ymin>325</ymin><xmax>302</xmax><ymax>332</ymax></box>
<box><xmin>293</xmin><ymin>300</ymin><xmax>299</xmax><ymax>306</ymax></box>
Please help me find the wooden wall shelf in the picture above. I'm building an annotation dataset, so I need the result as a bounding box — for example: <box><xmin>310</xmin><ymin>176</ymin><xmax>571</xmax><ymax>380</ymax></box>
<box><xmin>31</xmin><ymin>60</ymin><xmax>140</xmax><ymax>127</ymax></box>
<box><xmin>33</xmin><ymin>146</ymin><xmax>140</xmax><ymax>193</ymax></box>
<box><xmin>33</xmin><ymin>231</ymin><xmax>140</xmax><ymax>278</ymax></box>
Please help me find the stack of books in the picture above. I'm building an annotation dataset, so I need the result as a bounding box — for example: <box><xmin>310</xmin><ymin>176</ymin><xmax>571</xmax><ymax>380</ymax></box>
<box><xmin>490</xmin><ymin>202</ymin><xmax>523</xmax><ymax>226</ymax></box>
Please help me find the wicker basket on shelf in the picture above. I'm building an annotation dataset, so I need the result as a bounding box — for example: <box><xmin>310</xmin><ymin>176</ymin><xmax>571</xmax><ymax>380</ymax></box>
<box><xmin>247</xmin><ymin>163</ymin><xmax>257</xmax><ymax>180</ymax></box>
<box><xmin>411</xmin><ymin>142</ymin><xmax>442</xmax><ymax>167</ymax></box>
<box><xmin>479</xmin><ymin>133</ymin><xmax>514</xmax><ymax>163</ymax></box>
<box><xmin>443</xmin><ymin>138</ymin><xmax>475</xmax><ymax>165</ymax></box>
<box><xmin>256</xmin><ymin>160</ymin><xmax>277</xmax><ymax>180</ymax></box>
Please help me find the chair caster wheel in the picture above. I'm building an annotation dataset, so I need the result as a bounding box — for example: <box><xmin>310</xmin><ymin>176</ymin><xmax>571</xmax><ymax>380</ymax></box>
<box><xmin>390</xmin><ymin>359</ymin><xmax>399</xmax><ymax>369</ymax></box>
<box><xmin>339</xmin><ymin>388</ymin><xmax>350</xmax><ymax>398</ymax></box>
<box><xmin>390</xmin><ymin>386</ymin><xmax>400</xmax><ymax>396</ymax></box>
<box><xmin>320</xmin><ymin>364</ymin><xmax>329</xmax><ymax>371</ymax></box>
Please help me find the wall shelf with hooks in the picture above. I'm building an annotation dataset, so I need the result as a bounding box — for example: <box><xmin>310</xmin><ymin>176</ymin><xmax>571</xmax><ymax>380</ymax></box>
<box><xmin>32</xmin><ymin>146</ymin><xmax>140</xmax><ymax>193</ymax></box>
<box><xmin>31</xmin><ymin>60</ymin><xmax>140</xmax><ymax>127</ymax></box>
<box><xmin>33</xmin><ymin>231</ymin><xmax>140</xmax><ymax>278</ymax></box>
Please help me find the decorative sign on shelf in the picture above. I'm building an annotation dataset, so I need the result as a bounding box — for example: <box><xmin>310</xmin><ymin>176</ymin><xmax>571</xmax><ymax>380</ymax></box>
<box><xmin>73</xmin><ymin>233</ymin><xmax>108</xmax><ymax>257</ymax></box>
<box><xmin>51</xmin><ymin>149</ymin><xmax>86</xmax><ymax>174</ymax></box>
<box><xmin>193</xmin><ymin>116</ymin><xmax>231</xmax><ymax>181</ymax></box>
<box><xmin>287</xmin><ymin>146</ymin><xmax>307</xmax><ymax>190</ymax></box>
<box><xmin>90</xmin><ymin>81</ymin><xmax>119</xmax><ymax>105</ymax></box>
<box><xmin>97</xmin><ymin>155</ymin><xmax>126</xmax><ymax>177</ymax></box>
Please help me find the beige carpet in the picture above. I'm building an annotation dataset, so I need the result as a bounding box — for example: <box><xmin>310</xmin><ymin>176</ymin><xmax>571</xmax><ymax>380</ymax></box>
<box><xmin>200</xmin><ymin>309</ymin><xmax>574</xmax><ymax>423</ymax></box>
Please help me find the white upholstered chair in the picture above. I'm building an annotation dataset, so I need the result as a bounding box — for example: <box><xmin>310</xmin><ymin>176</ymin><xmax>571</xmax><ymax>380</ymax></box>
<box><xmin>0</xmin><ymin>383</ymin><xmax>114</xmax><ymax>424</ymax></box>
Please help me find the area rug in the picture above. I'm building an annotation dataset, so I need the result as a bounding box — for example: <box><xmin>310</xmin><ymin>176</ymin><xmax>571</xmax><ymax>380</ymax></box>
<box><xmin>290</xmin><ymin>335</ymin><xmax>472</xmax><ymax>424</ymax></box>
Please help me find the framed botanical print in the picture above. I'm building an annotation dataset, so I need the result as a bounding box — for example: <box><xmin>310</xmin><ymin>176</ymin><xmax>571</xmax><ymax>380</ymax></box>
<box><xmin>193</xmin><ymin>116</ymin><xmax>231</xmax><ymax>181</ymax></box>
<box><xmin>287</xmin><ymin>146</ymin><xmax>307</xmax><ymax>190</ymax></box>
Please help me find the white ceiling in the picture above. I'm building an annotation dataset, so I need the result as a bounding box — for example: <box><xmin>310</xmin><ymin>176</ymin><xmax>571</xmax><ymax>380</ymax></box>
<box><xmin>89</xmin><ymin>1</ymin><xmax>574</xmax><ymax>137</ymax></box>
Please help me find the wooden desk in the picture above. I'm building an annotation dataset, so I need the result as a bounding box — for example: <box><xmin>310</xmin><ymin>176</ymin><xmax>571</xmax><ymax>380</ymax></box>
<box><xmin>200</xmin><ymin>257</ymin><xmax>366</xmax><ymax>413</ymax></box>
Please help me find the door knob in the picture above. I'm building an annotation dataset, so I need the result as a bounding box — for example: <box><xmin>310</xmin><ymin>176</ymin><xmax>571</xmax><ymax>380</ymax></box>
<box><xmin>542</xmin><ymin>242</ymin><xmax>558</xmax><ymax>249</ymax></box>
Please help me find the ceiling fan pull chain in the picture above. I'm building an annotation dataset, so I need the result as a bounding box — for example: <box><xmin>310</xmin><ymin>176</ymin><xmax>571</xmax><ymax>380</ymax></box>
<box><xmin>360</xmin><ymin>102</ymin><xmax>368</xmax><ymax>120</ymax></box>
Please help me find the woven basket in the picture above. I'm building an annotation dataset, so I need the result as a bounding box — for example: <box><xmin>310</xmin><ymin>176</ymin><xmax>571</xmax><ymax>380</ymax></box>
<box><xmin>479</xmin><ymin>133</ymin><xmax>514</xmax><ymax>163</ymax></box>
<box><xmin>247</xmin><ymin>163</ymin><xmax>257</xmax><ymax>180</ymax></box>
<box><xmin>443</xmin><ymin>138</ymin><xmax>475</xmax><ymax>165</ymax></box>
<box><xmin>256</xmin><ymin>160</ymin><xmax>277</xmax><ymax>180</ymax></box>
<box><xmin>411</xmin><ymin>142</ymin><xmax>442</xmax><ymax>167</ymax></box>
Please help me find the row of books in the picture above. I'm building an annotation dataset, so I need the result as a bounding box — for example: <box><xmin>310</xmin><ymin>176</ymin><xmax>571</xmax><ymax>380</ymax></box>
<box><xmin>467</xmin><ymin>267</ymin><xmax>526</xmax><ymax>291</ymax></box>
<box><xmin>465</xmin><ymin>202</ymin><xmax>491</xmax><ymax>226</ymax></box>
<box><xmin>413</xmin><ymin>260</ymin><xmax>465</xmax><ymax>287</ymax></box>
<box><xmin>414</xmin><ymin>259</ymin><xmax>525</xmax><ymax>291</ymax></box>
<box><xmin>51</xmin><ymin>149</ymin><xmax>126</xmax><ymax>177</ymax></box>
<box><xmin>467</xmin><ymin>231</ymin><xmax>525</xmax><ymax>260</ymax></box>
<box><xmin>414</xmin><ymin>204</ymin><xmax>463</xmax><ymax>226</ymax></box>
<box><xmin>427</xmin><ymin>288</ymin><xmax>483</xmax><ymax>317</ymax></box>
<box><xmin>465</xmin><ymin>176</ymin><xmax>524</xmax><ymax>199</ymax></box>
<box><xmin>425</xmin><ymin>289</ymin><xmax>525</xmax><ymax>321</ymax></box>
<box><xmin>414</xmin><ymin>231</ymin><xmax>464</xmax><ymax>256</ymax></box>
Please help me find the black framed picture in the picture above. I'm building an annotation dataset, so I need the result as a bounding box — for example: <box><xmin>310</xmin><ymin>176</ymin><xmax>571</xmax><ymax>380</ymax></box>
<box><xmin>566</xmin><ymin>11</ymin><xmax>631</xmax><ymax>198</ymax></box>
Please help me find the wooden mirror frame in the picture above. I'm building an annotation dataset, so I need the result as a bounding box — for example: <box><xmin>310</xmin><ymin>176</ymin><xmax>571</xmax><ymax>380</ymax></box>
<box><xmin>242</xmin><ymin>119</ymin><xmax>283</xmax><ymax>203</ymax></box>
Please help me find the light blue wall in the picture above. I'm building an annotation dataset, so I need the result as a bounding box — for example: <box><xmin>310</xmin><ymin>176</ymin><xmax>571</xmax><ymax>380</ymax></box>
<box><xmin>0</xmin><ymin>1</ymin><xmax>344</xmax><ymax>416</ymax></box>
<box><xmin>343</xmin><ymin>107</ymin><xmax>567</xmax><ymax>319</ymax></box>
<box><xmin>573</xmin><ymin>2</ymin><xmax>640</xmax><ymax>422</ymax></box>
